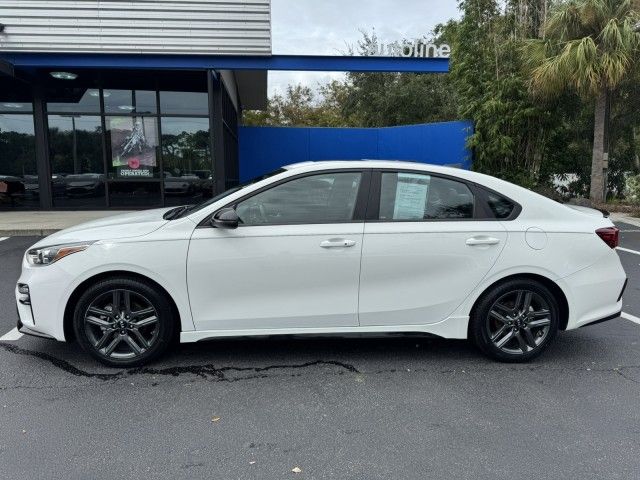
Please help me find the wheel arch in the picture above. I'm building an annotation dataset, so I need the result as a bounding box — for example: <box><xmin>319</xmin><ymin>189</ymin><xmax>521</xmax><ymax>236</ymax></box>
<box><xmin>63</xmin><ymin>270</ymin><xmax>182</xmax><ymax>343</ymax></box>
<box><xmin>468</xmin><ymin>273</ymin><xmax>569</xmax><ymax>332</ymax></box>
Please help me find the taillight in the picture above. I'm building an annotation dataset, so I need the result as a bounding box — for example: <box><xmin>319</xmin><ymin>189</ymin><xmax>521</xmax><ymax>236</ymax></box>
<box><xmin>596</xmin><ymin>227</ymin><xmax>619</xmax><ymax>249</ymax></box>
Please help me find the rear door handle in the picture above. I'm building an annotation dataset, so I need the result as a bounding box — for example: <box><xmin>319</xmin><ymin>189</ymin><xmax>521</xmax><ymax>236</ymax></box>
<box><xmin>320</xmin><ymin>238</ymin><xmax>357</xmax><ymax>248</ymax></box>
<box><xmin>466</xmin><ymin>236</ymin><xmax>501</xmax><ymax>246</ymax></box>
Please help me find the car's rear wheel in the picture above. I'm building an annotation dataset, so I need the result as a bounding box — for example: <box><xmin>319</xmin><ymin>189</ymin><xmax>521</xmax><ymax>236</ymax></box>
<box><xmin>470</xmin><ymin>279</ymin><xmax>560</xmax><ymax>362</ymax></box>
<box><xmin>73</xmin><ymin>277</ymin><xmax>175</xmax><ymax>367</ymax></box>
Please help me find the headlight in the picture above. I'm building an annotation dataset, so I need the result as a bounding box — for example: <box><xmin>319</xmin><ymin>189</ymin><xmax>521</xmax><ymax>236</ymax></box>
<box><xmin>26</xmin><ymin>242</ymin><xmax>94</xmax><ymax>266</ymax></box>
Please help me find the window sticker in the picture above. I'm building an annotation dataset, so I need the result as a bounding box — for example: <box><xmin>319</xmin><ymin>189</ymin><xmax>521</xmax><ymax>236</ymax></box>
<box><xmin>393</xmin><ymin>173</ymin><xmax>430</xmax><ymax>220</ymax></box>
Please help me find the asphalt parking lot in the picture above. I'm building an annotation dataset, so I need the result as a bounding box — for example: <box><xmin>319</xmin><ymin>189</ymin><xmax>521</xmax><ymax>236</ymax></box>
<box><xmin>1</xmin><ymin>225</ymin><xmax>640</xmax><ymax>480</ymax></box>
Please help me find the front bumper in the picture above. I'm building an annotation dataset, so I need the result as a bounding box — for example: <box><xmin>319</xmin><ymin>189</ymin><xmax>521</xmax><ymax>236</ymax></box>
<box><xmin>16</xmin><ymin>316</ymin><xmax>55</xmax><ymax>340</ymax></box>
<box><xmin>15</xmin><ymin>257</ymin><xmax>78</xmax><ymax>341</ymax></box>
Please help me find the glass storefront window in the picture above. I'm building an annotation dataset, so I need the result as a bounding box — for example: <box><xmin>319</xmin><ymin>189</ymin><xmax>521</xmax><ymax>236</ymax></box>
<box><xmin>47</xmin><ymin>88</ymin><xmax>101</xmax><ymax>113</ymax></box>
<box><xmin>106</xmin><ymin>116</ymin><xmax>160</xmax><ymax>179</ymax></box>
<box><xmin>109</xmin><ymin>181</ymin><xmax>161</xmax><ymax>208</ymax></box>
<box><xmin>48</xmin><ymin>115</ymin><xmax>105</xmax><ymax>208</ymax></box>
<box><xmin>104</xmin><ymin>90</ymin><xmax>157</xmax><ymax>115</ymax></box>
<box><xmin>160</xmin><ymin>91</ymin><xmax>208</xmax><ymax>116</ymax></box>
<box><xmin>0</xmin><ymin>113</ymin><xmax>38</xmax><ymax>210</ymax></box>
<box><xmin>2</xmin><ymin>81</ymin><xmax>221</xmax><ymax>209</ymax></box>
<box><xmin>161</xmin><ymin>117</ymin><xmax>212</xmax><ymax>205</ymax></box>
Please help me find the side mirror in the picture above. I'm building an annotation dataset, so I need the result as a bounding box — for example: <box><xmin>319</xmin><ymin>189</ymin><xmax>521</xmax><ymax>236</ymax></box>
<box><xmin>211</xmin><ymin>207</ymin><xmax>239</xmax><ymax>229</ymax></box>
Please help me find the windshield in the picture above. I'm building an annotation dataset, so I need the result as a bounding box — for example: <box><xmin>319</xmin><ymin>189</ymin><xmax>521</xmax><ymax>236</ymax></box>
<box><xmin>173</xmin><ymin>168</ymin><xmax>287</xmax><ymax>219</ymax></box>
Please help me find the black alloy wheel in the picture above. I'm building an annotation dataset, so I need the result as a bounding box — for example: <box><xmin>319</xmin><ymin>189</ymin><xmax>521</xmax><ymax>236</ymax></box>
<box><xmin>73</xmin><ymin>277</ymin><xmax>175</xmax><ymax>367</ymax></box>
<box><xmin>470</xmin><ymin>279</ymin><xmax>560</xmax><ymax>362</ymax></box>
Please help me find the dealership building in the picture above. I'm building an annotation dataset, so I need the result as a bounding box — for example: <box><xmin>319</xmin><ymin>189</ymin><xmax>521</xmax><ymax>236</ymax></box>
<box><xmin>0</xmin><ymin>0</ymin><xmax>466</xmax><ymax>211</ymax></box>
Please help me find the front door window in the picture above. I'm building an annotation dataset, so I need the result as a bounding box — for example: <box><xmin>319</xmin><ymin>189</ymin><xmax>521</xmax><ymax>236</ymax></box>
<box><xmin>235</xmin><ymin>172</ymin><xmax>363</xmax><ymax>225</ymax></box>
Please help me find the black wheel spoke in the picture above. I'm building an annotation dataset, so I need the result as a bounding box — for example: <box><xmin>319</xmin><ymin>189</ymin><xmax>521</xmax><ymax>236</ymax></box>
<box><xmin>489</xmin><ymin>310</ymin><xmax>510</xmax><ymax>324</ymax></box>
<box><xmin>123</xmin><ymin>291</ymin><xmax>132</xmax><ymax>316</ymax></box>
<box><xmin>122</xmin><ymin>334</ymin><xmax>143</xmax><ymax>355</ymax></box>
<box><xmin>131</xmin><ymin>329</ymin><xmax>150</xmax><ymax>349</ymax></box>
<box><xmin>88</xmin><ymin>306</ymin><xmax>113</xmax><ymax>318</ymax></box>
<box><xmin>528</xmin><ymin>318</ymin><xmax>551</xmax><ymax>329</ymax></box>
<box><xmin>112</xmin><ymin>290</ymin><xmax>121</xmax><ymax>313</ymax></box>
<box><xmin>514</xmin><ymin>331</ymin><xmax>529</xmax><ymax>352</ymax></box>
<box><xmin>131</xmin><ymin>307</ymin><xmax>154</xmax><ymax>317</ymax></box>
<box><xmin>95</xmin><ymin>330</ymin><xmax>115</xmax><ymax>350</ymax></box>
<box><xmin>531</xmin><ymin>309</ymin><xmax>550</xmax><ymax>320</ymax></box>
<box><xmin>133</xmin><ymin>315</ymin><xmax>158</xmax><ymax>328</ymax></box>
<box><xmin>495</xmin><ymin>330</ymin><xmax>515</xmax><ymax>349</ymax></box>
<box><xmin>103</xmin><ymin>335</ymin><xmax>122</xmax><ymax>356</ymax></box>
<box><xmin>85</xmin><ymin>315</ymin><xmax>113</xmax><ymax>328</ymax></box>
<box><xmin>522</xmin><ymin>327</ymin><xmax>538</xmax><ymax>349</ymax></box>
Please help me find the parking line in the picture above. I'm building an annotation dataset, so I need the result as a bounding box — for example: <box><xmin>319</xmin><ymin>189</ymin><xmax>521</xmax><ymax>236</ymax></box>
<box><xmin>0</xmin><ymin>328</ymin><xmax>23</xmax><ymax>341</ymax></box>
<box><xmin>616</xmin><ymin>247</ymin><xmax>640</xmax><ymax>256</ymax></box>
<box><xmin>621</xmin><ymin>312</ymin><xmax>640</xmax><ymax>326</ymax></box>
<box><xmin>0</xmin><ymin>237</ymin><xmax>9</xmax><ymax>242</ymax></box>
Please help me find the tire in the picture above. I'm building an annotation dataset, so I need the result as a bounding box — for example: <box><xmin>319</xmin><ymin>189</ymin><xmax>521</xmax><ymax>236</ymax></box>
<box><xmin>469</xmin><ymin>279</ymin><xmax>560</xmax><ymax>362</ymax></box>
<box><xmin>73</xmin><ymin>277</ymin><xmax>175</xmax><ymax>367</ymax></box>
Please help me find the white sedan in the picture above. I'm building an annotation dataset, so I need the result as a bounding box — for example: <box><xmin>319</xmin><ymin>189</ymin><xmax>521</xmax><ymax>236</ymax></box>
<box><xmin>15</xmin><ymin>161</ymin><xmax>627</xmax><ymax>367</ymax></box>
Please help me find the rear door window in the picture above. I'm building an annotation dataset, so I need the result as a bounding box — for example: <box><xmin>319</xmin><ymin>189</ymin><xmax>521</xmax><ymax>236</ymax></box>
<box><xmin>378</xmin><ymin>172</ymin><xmax>474</xmax><ymax>221</ymax></box>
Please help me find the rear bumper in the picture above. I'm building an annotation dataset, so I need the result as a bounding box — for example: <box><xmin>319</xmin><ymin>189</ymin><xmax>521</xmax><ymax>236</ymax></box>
<box><xmin>578</xmin><ymin>309</ymin><xmax>622</xmax><ymax>328</ymax></box>
<box><xmin>561</xmin><ymin>251</ymin><xmax>627</xmax><ymax>330</ymax></box>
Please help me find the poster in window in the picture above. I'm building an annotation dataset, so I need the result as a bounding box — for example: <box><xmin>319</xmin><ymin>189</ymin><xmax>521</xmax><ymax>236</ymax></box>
<box><xmin>109</xmin><ymin>117</ymin><xmax>158</xmax><ymax>178</ymax></box>
<box><xmin>393</xmin><ymin>173</ymin><xmax>430</xmax><ymax>220</ymax></box>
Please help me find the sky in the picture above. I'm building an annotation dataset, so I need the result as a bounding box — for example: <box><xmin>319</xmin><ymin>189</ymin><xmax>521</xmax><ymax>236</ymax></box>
<box><xmin>268</xmin><ymin>0</ymin><xmax>462</xmax><ymax>97</ymax></box>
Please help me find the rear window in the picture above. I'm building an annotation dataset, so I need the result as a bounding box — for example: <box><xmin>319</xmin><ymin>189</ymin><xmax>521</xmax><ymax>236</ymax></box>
<box><xmin>487</xmin><ymin>192</ymin><xmax>516</xmax><ymax>219</ymax></box>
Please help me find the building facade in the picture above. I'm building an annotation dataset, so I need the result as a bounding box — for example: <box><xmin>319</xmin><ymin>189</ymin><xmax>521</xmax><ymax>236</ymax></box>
<box><xmin>0</xmin><ymin>0</ymin><xmax>271</xmax><ymax>210</ymax></box>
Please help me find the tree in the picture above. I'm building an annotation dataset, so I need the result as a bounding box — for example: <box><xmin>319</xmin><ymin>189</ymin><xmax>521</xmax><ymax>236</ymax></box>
<box><xmin>451</xmin><ymin>0</ymin><xmax>563</xmax><ymax>187</ymax></box>
<box><xmin>342</xmin><ymin>29</ymin><xmax>458</xmax><ymax>127</ymax></box>
<box><xmin>527</xmin><ymin>0</ymin><xmax>640</xmax><ymax>202</ymax></box>
<box><xmin>243</xmin><ymin>84</ymin><xmax>348</xmax><ymax>127</ymax></box>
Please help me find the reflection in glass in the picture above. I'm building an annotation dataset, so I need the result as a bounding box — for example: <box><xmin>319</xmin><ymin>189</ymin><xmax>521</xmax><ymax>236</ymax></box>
<box><xmin>0</xmin><ymin>102</ymin><xmax>33</xmax><ymax>113</ymax></box>
<box><xmin>47</xmin><ymin>88</ymin><xmax>101</xmax><ymax>113</ymax></box>
<box><xmin>106</xmin><ymin>116</ymin><xmax>159</xmax><ymax>179</ymax></box>
<box><xmin>104</xmin><ymin>90</ymin><xmax>157</xmax><ymax>115</ymax></box>
<box><xmin>109</xmin><ymin>181</ymin><xmax>161</xmax><ymax>208</ymax></box>
<box><xmin>48</xmin><ymin>115</ymin><xmax>105</xmax><ymax>208</ymax></box>
<box><xmin>0</xmin><ymin>114</ymin><xmax>38</xmax><ymax>210</ymax></box>
<box><xmin>160</xmin><ymin>91</ymin><xmax>208</xmax><ymax>115</ymax></box>
<box><xmin>161</xmin><ymin>117</ymin><xmax>212</xmax><ymax>205</ymax></box>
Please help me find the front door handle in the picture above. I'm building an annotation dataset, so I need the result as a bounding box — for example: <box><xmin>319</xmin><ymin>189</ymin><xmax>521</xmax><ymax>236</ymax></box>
<box><xmin>466</xmin><ymin>236</ymin><xmax>501</xmax><ymax>246</ymax></box>
<box><xmin>320</xmin><ymin>238</ymin><xmax>357</xmax><ymax>248</ymax></box>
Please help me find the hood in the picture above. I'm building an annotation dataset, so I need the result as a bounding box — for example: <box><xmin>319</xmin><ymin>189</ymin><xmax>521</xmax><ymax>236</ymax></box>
<box><xmin>31</xmin><ymin>207</ymin><xmax>174</xmax><ymax>248</ymax></box>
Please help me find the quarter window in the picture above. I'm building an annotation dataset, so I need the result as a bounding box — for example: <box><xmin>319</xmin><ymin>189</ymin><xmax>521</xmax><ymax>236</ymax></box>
<box><xmin>486</xmin><ymin>192</ymin><xmax>516</xmax><ymax>219</ymax></box>
<box><xmin>236</xmin><ymin>172</ymin><xmax>362</xmax><ymax>225</ymax></box>
<box><xmin>379</xmin><ymin>172</ymin><xmax>474</xmax><ymax>221</ymax></box>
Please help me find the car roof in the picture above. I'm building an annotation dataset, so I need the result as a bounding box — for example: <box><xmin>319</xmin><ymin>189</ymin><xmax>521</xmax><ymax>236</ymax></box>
<box><xmin>282</xmin><ymin>160</ymin><xmax>487</xmax><ymax>184</ymax></box>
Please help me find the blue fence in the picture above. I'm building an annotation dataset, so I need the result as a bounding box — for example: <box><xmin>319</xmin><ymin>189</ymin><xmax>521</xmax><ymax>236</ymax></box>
<box><xmin>238</xmin><ymin>120</ymin><xmax>473</xmax><ymax>181</ymax></box>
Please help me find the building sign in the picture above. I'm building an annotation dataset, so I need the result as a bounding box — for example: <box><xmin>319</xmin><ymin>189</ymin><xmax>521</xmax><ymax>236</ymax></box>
<box><xmin>109</xmin><ymin>116</ymin><xmax>158</xmax><ymax>178</ymax></box>
<box><xmin>365</xmin><ymin>41</ymin><xmax>451</xmax><ymax>59</ymax></box>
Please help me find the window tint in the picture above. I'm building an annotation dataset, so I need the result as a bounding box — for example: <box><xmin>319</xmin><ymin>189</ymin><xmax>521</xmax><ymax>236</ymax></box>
<box><xmin>486</xmin><ymin>192</ymin><xmax>515</xmax><ymax>219</ymax></box>
<box><xmin>379</xmin><ymin>172</ymin><xmax>473</xmax><ymax>220</ymax></box>
<box><xmin>236</xmin><ymin>172</ymin><xmax>362</xmax><ymax>225</ymax></box>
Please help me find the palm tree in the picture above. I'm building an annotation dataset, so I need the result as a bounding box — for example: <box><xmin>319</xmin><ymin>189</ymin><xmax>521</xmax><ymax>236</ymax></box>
<box><xmin>527</xmin><ymin>0</ymin><xmax>640</xmax><ymax>202</ymax></box>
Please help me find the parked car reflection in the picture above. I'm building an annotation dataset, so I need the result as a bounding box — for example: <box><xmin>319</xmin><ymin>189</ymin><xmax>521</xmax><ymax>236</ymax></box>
<box><xmin>0</xmin><ymin>174</ymin><xmax>26</xmax><ymax>206</ymax></box>
<box><xmin>23</xmin><ymin>174</ymin><xmax>67</xmax><ymax>198</ymax></box>
<box><xmin>64</xmin><ymin>173</ymin><xmax>105</xmax><ymax>197</ymax></box>
<box><xmin>163</xmin><ymin>170</ymin><xmax>212</xmax><ymax>198</ymax></box>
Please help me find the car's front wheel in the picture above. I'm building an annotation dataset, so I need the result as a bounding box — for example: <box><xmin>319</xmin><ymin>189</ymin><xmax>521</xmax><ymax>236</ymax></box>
<box><xmin>73</xmin><ymin>277</ymin><xmax>175</xmax><ymax>367</ymax></box>
<box><xmin>469</xmin><ymin>279</ymin><xmax>560</xmax><ymax>362</ymax></box>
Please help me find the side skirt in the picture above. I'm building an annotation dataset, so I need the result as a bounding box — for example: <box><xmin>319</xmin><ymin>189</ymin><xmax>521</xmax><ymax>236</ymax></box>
<box><xmin>180</xmin><ymin>316</ymin><xmax>470</xmax><ymax>343</ymax></box>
